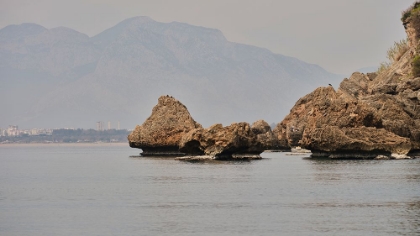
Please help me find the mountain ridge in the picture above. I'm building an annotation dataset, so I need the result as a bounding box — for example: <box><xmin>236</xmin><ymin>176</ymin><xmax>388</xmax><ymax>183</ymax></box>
<box><xmin>0</xmin><ymin>17</ymin><xmax>341</xmax><ymax>129</ymax></box>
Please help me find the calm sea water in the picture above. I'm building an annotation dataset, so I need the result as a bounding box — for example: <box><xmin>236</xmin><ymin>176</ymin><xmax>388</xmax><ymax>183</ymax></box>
<box><xmin>0</xmin><ymin>145</ymin><xmax>419</xmax><ymax>236</ymax></box>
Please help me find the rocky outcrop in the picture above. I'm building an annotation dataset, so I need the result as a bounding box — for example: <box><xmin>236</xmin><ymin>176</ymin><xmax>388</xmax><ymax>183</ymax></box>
<box><xmin>128</xmin><ymin>95</ymin><xmax>202</xmax><ymax>156</ymax></box>
<box><xmin>128</xmin><ymin>95</ymin><xmax>276</xmax><ymax>159</ymax></box>
<box><xmin>179</xmin><ymin>120</ymin><xmax>276</xmax><ymax>160</ymax></box>
<box><xmin>273</xmin><ymin>6</ymin><xmax>420</xmax><ymax>158</ymax></box>
<box><xmin>251</xmin><ymin>120</ymin><xmax>278</xmax><ymax>150</ymax></box>
<box><xmin>273</xmin><ymin>67</ymin><xmax>419</xmax><ymax>158</ymax></box>
<box><xmin>273</xmin><ymin>85</ymin><xmax>383</xmax><ymax>147</ymax></box>
<box><xmin>272</xmin><ymin>84</ymin><xmax>411</xmax><ymax>158</ymax></box>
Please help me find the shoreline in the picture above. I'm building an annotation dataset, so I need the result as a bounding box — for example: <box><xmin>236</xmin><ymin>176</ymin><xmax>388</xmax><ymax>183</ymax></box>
<box><xmin>0</xmin><ymin>142</ymin><xmax>129</xmax><ymax>147</ymax></box>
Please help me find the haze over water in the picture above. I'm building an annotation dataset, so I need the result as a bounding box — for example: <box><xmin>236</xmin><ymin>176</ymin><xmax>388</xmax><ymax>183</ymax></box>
<box><xmin>1</xmin><ymin>145</ymin><xmax>419</xmax><ymax>235</ymax></box>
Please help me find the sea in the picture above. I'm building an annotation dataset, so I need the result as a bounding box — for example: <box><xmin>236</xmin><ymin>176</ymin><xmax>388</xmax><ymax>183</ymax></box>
<box><xmin>0</xmin><ymin>144</ymin><xmax>419</xmax><ymax>236</ymax></box>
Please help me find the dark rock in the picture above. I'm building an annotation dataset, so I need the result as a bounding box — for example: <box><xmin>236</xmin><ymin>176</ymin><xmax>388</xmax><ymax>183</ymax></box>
<box><xmin>367</xmin><ymin>72</ymin><xmax>378</xmax><ymax>81</ymax></box>
<box><xmin>372</xmin><ymin>84</ymin><xmax>398</xmax><ymax>95</ymax></box>
<box><xmin>407</xmin><ymin>77</ymin><xmax>420</xmax><ymax>90</ymax></box>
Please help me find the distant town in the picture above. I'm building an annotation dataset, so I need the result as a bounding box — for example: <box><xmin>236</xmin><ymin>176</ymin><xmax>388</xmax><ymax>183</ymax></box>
<box><xmin>0</xmin><ymin>122</ymin><xmax>131</xmax><ymax>144</ymax></box>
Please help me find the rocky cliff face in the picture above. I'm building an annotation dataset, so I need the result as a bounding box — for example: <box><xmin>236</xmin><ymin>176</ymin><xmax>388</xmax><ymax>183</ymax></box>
<box><xmin>274</xmin><ymin>4</ymin><xmax>420</xmax><ymax>158</ymax></box>
<box><xmin>272</xmin><ymin>83</ymin><xmax>412</xmax><ymax>157</ymax></box>
<box><xmin>128</xmin><ymin>95</ymin><xmax>202</xmax><ymax>156</ymax></box>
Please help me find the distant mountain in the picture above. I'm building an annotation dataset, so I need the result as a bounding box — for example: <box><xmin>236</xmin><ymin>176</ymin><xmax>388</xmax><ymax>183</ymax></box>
<box><xmin>0</xmin><ymin>17</ymin><xmax>341</xmax><ymax>129</ymax></box>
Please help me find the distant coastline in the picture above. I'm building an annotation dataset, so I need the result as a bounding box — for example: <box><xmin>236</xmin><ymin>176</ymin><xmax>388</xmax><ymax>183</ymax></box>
<box><xmin>0</xmin><ymin>128</ymin><xmax>130</xmax><ymax>145</ymax></box>
<box><xmin>0</xmin><ymin>142</ymin><xmax>128</xmax><ymax>147</ymax></box>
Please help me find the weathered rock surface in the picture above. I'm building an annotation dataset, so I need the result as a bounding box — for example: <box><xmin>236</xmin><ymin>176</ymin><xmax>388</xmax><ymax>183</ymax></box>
<box><xmin>274</xmin><ymin>86</ymin><xmax>382</xmax><ymax>145</ymax></box>
<box><xmin>251</xmin><ymin>120</ymin><xmax>278</xmax><ymax>150</ymax></box>
<box><xmin>273</xmin><ymin>12</ymin><xmax>420</xmax><ymax>158</ymax></box>
<box><xmin>128</xmin><ymin>95</ymin><xmax>202</xmax><ymax>156</ymax></box>
<box><xmin>272</xmin><ymin>84</ymin><xmax>412</xmax><ymax>157</ymax></box>
<box><xmin>301</xmin><ymin>126</ymin><xmax>411</xmax><ymax>158</ymax></box>
<box><xmin>179</xmin><ymin>120</ymin><xmax>276</xmax><ymax>159</ymax></box>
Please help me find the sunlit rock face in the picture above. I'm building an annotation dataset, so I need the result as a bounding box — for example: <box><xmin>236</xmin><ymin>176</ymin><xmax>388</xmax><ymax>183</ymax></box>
<box><xmin>273</xmin><ymin>53</ymin><xmax>416</xmax><ymax>158</ymax></box>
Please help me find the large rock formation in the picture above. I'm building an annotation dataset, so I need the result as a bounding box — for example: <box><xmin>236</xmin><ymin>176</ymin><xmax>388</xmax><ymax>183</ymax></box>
<box><xmin>179</xmin><ymin>120</ymin><xmax>276</xmax><ymax>160</ymax></box>
<box><xmin>273</xmin><ymin>84</ymin><xmax>411</xmax><ymax>157</ymax></box>
<box><xmin>273</xmin><ymin>3</ymin><xmax>420</xmax><ymax>158</ymax></box>
<box><xmin>128</xmin><ymin>95</ymin><xmax>202</xmax><ymax>156</ymax></box>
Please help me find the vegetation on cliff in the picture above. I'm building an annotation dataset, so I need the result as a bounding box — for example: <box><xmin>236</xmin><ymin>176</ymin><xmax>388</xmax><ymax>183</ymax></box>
<box><xmin>380</xmin><ymin>2</ymin><xmax>420</xmax><ymax>75</ymax></box>
<box><xmin>378</xmin><ymin>39</ymin><xmax>409</xmax><ymax>74</ymax></box>
<box><xmin>402</xmin><ymin>1</ymin><xmax>420</xmax><ymax>28</ymax></box>
<box><xmin>402</xmin><ymin>1</ymin><xmax>420</xmax><ymax>76</ymax></box>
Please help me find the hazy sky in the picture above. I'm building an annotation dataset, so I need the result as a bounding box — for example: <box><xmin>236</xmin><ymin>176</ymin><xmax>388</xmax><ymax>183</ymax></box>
<box><xmin>0</xmin><ymin>0</ymin><xmax>415</xmax><ymax>75</ymax></box>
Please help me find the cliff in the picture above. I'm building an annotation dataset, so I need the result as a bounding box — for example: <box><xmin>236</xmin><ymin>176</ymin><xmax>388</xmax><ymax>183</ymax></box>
<box><xmin>274</xmin><ymin>2</ymin><xmax>420</xmax><ymax>158</ymax></box>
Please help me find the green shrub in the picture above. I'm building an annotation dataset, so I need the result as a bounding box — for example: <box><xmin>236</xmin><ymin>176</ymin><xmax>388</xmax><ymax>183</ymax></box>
<box><xmin>402</xmin><ymin>11</ymin><xmax>411</xmax><ymax>23</ymax></box>
<box><xmin>412</xmin><ymin>55</ymin><xmax>420</xmax><ymax>77</ymax></box>
<box><xmin>402</xmin><ymin>1</ymin><xmax>420</xmax><ymax>22</ymax></box>
<box><xmin>402</xmin><ymin>1</ymin><xmax>420</xmax><ymax>42</ymax></box>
